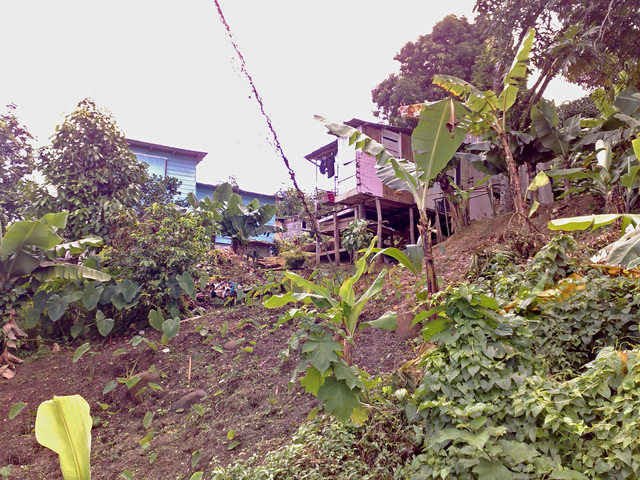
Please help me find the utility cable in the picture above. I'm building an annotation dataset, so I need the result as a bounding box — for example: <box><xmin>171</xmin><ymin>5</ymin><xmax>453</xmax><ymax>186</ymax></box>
<box><xmin>213</xmin><ymin>0</ymin><xmax>339</xmax><ymax>273</ymax></box>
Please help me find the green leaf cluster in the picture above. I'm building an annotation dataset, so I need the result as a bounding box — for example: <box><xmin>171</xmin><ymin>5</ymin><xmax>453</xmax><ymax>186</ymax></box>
<box><xmin>340</xmin><ymin>219</ymin><xmax>373</xmax><ymax>258</ymax></box>
<box><xmin>37</xmin><ymin>98</ymin><xmax>147</xmax><ymax>241</ymax></box>
<box><xmin>264</xmin><ymin>240</ymin><xmax>387</xmax><ymax>423</ymax></box>
<box><xmin>0</xmin><ymin>213</ymin><xmax>107</xmax><ymax>344</ymax></box>
<box><xmin>187</xmin><ymin>183</ymin><xmax>276</xmax><ymax>251</ymax></box>
<box><xmin>397</xmin><ymin>232</ymin><xmax>640</xmax><ymax>479</ymax></box>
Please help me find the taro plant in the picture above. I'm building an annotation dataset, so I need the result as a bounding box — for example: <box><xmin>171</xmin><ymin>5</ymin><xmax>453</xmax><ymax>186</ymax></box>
<box><xmin>264</xmin><ymin>239</ymin><xmax>388</xmax><ymax>424</ymax></box>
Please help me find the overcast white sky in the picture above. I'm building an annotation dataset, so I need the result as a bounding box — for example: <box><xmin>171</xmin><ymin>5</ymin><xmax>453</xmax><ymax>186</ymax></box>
<box><xmin>1</xmin><ymin>1</ymin><xmax>586</xmax><ymax>194</ymax></box>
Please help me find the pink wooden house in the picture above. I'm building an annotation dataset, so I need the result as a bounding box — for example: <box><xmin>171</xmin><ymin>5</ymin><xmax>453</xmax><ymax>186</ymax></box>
<box><xmin>305</xmin><ymin>118</ymin><xmax>496</xmax><ymax>263</ymax></box>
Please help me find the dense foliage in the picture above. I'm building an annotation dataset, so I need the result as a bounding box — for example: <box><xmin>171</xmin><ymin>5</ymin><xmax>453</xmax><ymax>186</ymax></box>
<box><xmin>372</xmin><ymin>15</ymin><xmax>487</xmax><ymax>127</ymax></box>
<box><xmin>211</xmin><ymin>384</ymin><xmax>412</xmax><ymax>479</ymax></box>
<box><xmin>38</xmin><ymin>98</ymin><xmax>147</xmax><ymax>240</ymax></box>
<box><xmin>102</xmin><ymin>203</ymin><xmax>217</xmax><ymax>313</ymax></box>
<box><xmin>0</xmin><ymin>104</ymin><xmax>36</xmax><ymax>230</ymax></box>
<box><xmin>475</xmin><ymin>0</ymin><xmax>640</xmax><ymax>98</ymax></box>
<box><xmin>138</xmin><ymin>174</ymin><xmax>184</xmax><ymax>213</ymax></box>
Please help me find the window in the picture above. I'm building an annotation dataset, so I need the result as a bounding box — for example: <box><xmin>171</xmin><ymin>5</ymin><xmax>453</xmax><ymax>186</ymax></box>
<box><xmin>137</xmin><ymin>154</ymin><xmax>167</xmax><ymax>178</ymax></box>
<box><xmin>381</xmin><ymin>129</ymin><xmax>401</xmax><ymax>158</ymax></box>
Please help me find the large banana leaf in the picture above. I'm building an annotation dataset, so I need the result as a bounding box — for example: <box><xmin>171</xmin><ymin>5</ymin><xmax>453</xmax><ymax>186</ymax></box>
<box><xmin>601</xmin><ymin>227</ymin><xmax>640</xmax><ymax>268</ymax></box>
<box><xmin>613</xmin><ymin>87</ymin><xmax>640</xmax><ymax>116</ymax></box>
<box><xmin>35</xmin><ymin>395</ymin><xmax>92</xmax><ymax>480</ymax></box>
<box><xmin>0</xmin><ymin>219</ymin><xmax>63</xmax><ymax>255</ymax></box>
<box><xmin>32</xmin><ymin>264</ymin><xmax>111</xmax><ymax>283</ymax></box>
<box><xmin>376</xmin><ymin>157</ymin><xmax>421</xmax><ymax>200</ymax></box>
<box><xmin>549</xmin><ymin>214</ymin><xmax>640</xmax><ymax>232</ymax></box>
<box><xmin>411</xmin><ymin>98</ymin><xmax>469</xmax><ymax>184</ymax></box>
<box><xmin>433</xmin><ymin>75</ymin><xmax>498</xmax><ymax>115</ymax></box>
<box><xmin>498</xmin><ymin>28</ymin><xmax>535</xmax><ymax>112</ymax></box>
<box><xmin>434</xmin><ymin>29</ymin><xmax>534</xmax><ymax>116</ymax></box>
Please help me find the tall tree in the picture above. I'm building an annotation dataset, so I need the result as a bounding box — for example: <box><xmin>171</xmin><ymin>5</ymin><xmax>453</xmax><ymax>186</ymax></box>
<box><xmin>0</xmin><ymin>104</ymin><xmax>36</xmax><ymax>230</ymax></box>
<box><xmin>372</xmin><ymin>15</ymin><xmax>488</xmax><ymax>126</ymax></box>
<box><xmin>38</xmin><ymin>98</ymin><xmax>147</xmax><ymax>240</ymax></box>
<box><xmin>475</xmin><ymin>0</ymin><xmax>640</xmax><ymax>126</ymax></box>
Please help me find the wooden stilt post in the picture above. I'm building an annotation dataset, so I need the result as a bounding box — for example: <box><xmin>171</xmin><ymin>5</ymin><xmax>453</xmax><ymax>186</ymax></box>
<box><xmin>409</xmin><ymin>208</ymin><xmax>415</xmax><ymax>244</ymax></box>
<box><xmin>333</xmin><ymin>209</ymin><xmax>340</xmax><ymax>266</ymax></box>
<box><xmin>375</xmin><ymin>198</ymin><xmax>383</xmax><ymax>249</ymax></box>
<box><xmin>357</xmin><ymin>204</ymin><xmax>365</xmax><ymax>220</ymax></box>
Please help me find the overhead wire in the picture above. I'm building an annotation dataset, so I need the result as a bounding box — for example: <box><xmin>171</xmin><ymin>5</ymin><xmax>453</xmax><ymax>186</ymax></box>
<box><xmin>212</xmin><ymin>0</ymin><xmax>339</xmax><ymax>273</ymax></box>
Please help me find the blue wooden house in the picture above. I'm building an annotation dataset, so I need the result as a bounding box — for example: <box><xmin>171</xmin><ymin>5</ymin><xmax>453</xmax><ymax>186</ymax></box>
<box><xmin>127</xmin><ymin>139</ymin><xmax>207</xmax><ymax>199</ymax></box>
<box><xmin>196</xmin><ymin>182</ymin><xmax>277</xmax><ymax>256</ymax></box>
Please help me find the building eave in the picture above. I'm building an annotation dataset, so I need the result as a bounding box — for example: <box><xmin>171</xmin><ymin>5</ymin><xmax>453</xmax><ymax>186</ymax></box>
<box><xmin>127</xmin><ymin>139</ymin><xmax>208</xmax><ymax>163</ymax></box>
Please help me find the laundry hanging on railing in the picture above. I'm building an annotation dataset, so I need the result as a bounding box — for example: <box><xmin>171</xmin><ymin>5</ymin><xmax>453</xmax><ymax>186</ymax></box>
<box><xmin>318</xmin><ymin>152</ymin><xmax>336</xmax><ymax>178</ymax></box>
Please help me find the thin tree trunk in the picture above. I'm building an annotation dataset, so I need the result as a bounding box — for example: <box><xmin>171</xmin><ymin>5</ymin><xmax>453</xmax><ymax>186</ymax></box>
<box><xmin>418</xmin><ymin>219</ymin><xmax>438</xmax><ymax>295</ymax></box>
<box><xmin>499</xmin><ymin>134</ymin><xmax>530</xmax><ymax>230</ymax></box>
<box><xmin>438</xmin><ymin>174</ymin><xmax>465</xmax><ymax>233</ymax></box>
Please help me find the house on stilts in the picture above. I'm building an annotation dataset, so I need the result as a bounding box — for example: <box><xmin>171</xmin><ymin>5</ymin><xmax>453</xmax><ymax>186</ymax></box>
<box><xmin>305</xmin><ymin>118</ymin><xmax>520</xmax><ymax>264</ymax></box>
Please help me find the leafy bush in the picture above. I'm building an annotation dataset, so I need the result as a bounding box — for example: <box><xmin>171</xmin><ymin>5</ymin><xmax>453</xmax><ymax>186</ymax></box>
<box><xmin>211</xmin><ymin>385</ymin><xmax>413</xmax><ymax>480</ymax></box>
<box><xmin>101</xmin><ymin>203</ymin><xmax>217</xmax><ymax>316</ymax></box>
<box><xmin>281</xmin><ymin>249</ymin><xmax>306</xmax><ymax>269</ymax></box>
<box><xmin>341</xmin><ymin>219</ymin><xmax>373</xmax><ymax>261</ymax></box>
<box><xmin>37</xmin><ymin>98</ymin><xmax>147</xmax><ymax>240</ymax></box>
<box><xmin>531</xmin><ymin>271</ymin><xmax>640</xmax><ymax>376</ymax></box>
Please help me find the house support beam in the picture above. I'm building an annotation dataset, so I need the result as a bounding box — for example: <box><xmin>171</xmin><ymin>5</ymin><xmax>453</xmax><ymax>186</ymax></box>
<box><xmin>333</xmin><ymin>209</ymin><xmax>340</xmax><ymax>266</ymax></box>
<box><xmin>375</xmin><ymin>198</ymin><xmax>383</xmax><ymax>249</ymax></box>
<box><xmin>409</xmin><ymin>208</ymin><xmax>415</xmax><ymax>244</ymax></box>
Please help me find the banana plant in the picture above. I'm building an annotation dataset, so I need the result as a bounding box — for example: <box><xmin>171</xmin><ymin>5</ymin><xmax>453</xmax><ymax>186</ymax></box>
<box><xmin>187</xmin><ymin>183</ymin><xmax>276</xmax><ymax>254</ymax></box>
<box><xmin>0</xmin><ymin>212</ymin><xmax>108</xmax><ymax>299</ymax></box>
<box><xmin>546</xmin><ymin>101</ymin><xmax>640</xmax><ymax>213</ymax></box>
<box><xmin>0</xmin><ymin>212</ymin><xmax>109</xmax><ymax>364</ymax></box>
<box><xmin>549</xmin><ymin>213</ymin><xmax>640</xmax><ymax>269</ymax></box>
<box><xmin>530</xmin><ymin>98</ymin><xmax>583</xmax><ymax>200</ymax></box>
<box><xmin>317</xmin><ymin>96</ymin><xmax>468</xmax><ymax>294</ymax></box>
<box><xmin>431</xmin><ymin>28</ymin><xmax>536</xmax><ymax>227</ymax></box>
<box><xmin>35</xmin><ymin>395</ymin><xmax>92</xmax><ymax>480</ymax></box>
<box><xmin>263</xmin><ymin>239</ymin><xmax>386</xmax><ymax>424</ymax></box>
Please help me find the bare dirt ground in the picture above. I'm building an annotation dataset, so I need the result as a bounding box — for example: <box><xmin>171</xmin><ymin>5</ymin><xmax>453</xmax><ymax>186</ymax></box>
<box><xmin>0</xmin><ymin>196</ymin><xmax>609</xmax><ymax>479</ymax></box>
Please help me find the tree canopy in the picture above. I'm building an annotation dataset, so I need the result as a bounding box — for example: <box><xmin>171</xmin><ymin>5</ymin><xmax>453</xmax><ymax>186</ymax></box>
<box><xmin>372</xmin><ymin>15</ymin><xmax>488</xmax><ymax>126</ymax></box>
<box><xmin>0</xmin><ymin>104</ymin><xmax>36</xmax><ymax>230</ymax></box>
<box><xmin>38</xmin><ymin>98</ymin><xmax>147</xmax><ymax>240</ymax></box>
<box><xmin>475</xmin><ymin>0</ymin><xmax>640</xmax><ymax>96</ymax></box>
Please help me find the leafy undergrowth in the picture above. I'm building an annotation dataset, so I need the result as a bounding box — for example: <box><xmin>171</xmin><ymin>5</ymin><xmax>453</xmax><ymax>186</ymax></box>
<box><xmin>0</xmin><ymin>299</ymin><xmax>413</xmax><ymax>479</ymax></box>
<box><xmin>2</xmin><ymin>195</ymin><xmax>636</xmax><ymax>480</ymax></box>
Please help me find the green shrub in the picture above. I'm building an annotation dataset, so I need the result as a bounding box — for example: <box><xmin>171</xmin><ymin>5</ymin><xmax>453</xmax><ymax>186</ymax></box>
<box><xmin>281</xmin><ymin>249</ymin><xmax>306</xmax><ymax>269</ymax></box>
<box><xmin>531</xmin><ymin>270</ymin><xmax>640</xmax><ymax>376</ymax></box>
<box><xmin>211</xmin><ymin>385</ymin><xmax>413</xmax><ymax>480</ymax></box>
<box><xmin>100</xmin><ymin>203</ymin><xmax>217</xmax><ymax>318</ymax></box>
<box><xmin>341</xmin><ymin>219</ymin><xmax>373</xmax><ymax>261</ymax></box>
